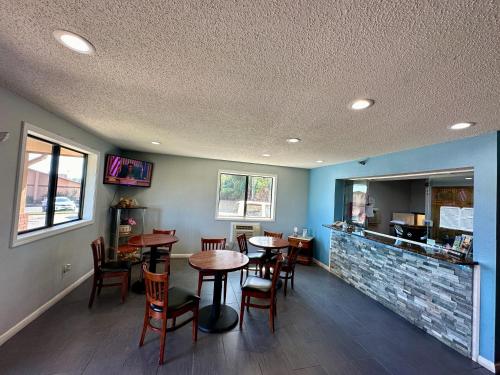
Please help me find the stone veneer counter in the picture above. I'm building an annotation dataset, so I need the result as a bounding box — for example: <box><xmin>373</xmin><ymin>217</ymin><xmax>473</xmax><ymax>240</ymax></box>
<box><xmin>326</xmin><ymin>226</ymin><xmax>476</xmax><ymax>357</ymax></box>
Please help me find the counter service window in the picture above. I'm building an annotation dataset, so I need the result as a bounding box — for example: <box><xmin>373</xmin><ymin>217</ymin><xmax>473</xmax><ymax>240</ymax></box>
<box><xmin>342</xmin><ymin>169</ymin><xmax>474</xmax><ymax>258</ymax></box>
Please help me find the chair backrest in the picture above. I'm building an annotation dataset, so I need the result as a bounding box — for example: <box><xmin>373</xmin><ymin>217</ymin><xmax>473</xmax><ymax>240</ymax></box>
<box><xmin>143</xmin><ymin>263</ymin><xmax>169</xmax><ymax>313</ymax></box>
<box><xmin>153</xmin><ymin>228</ymin><xmax>176</xmax><ymax>236</ymax></box>
<box><xmin>201</xmin><ymin>238</ymin><xmax>226</xmax><ymax>251</ymax></box>
<box><xmin>286</xmin><ymin>246</ymin><xmax>299</xmax><ymax>270</ymax></box>
<box><xmin>236</xmin><ymin>233</ymin><xmax>248</xmax><ymax>254</ymax></box>
<box><xmin>153</xmin><ymin>229</ymin><xmax>176</xmax><ymax>252</ymax></box>
<box><xmin>270</xmin><ymin>254</ymin><xmax>284</xmax><ymax>300</ymax></box>
<box><xmin>263</xmin><ymin>230</ymin><xmax>283</xmax><ymax>239</ymax></box>
<box><xmin>90</xmin><ymin>237</ymin><xmax>106</xmax><ymax>273</ymax></box>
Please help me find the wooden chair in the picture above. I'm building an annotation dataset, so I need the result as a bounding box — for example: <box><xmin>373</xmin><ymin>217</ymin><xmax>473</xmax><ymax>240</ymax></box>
<box><xmin>152</xmin><ymin>228</ymin><xmax>176</xmax><ymax>273</ymax></box>
<box><xmin>260</xmin><ymin>231</ymin><xmax>284</xmax><ymax>258</ymax></box>
<box><xmin>139</xmin><ymin>264</ymin><xmax>200</xmax><ymax>365</ymax></box>
<box><xmin>197</xmin><ymin>238</ymin><xmax>228</xmax><ymax>303</ymax></box>
<box><xmin>88</xmin><ymin>237</ymin><xmax>131</xmax><ymax>308</ymax></box>
<box><xmin>239</xmin><ymin>254</ymin><xmax>284</xmax><ymax>333</ymax></box>
<box><xmin>280</xmin><ymin>246</ymin><xmax>299</xmax><ymax>296</ymax></box>
<box><xmin>263</xmin><ymin>230</ymin><xmax>283</xmax><ymax>239</ymax></box>
<box><xmin>237</xmin><ymin>233</ymin><xmax>265</xmax><ymax>285</ymax></box>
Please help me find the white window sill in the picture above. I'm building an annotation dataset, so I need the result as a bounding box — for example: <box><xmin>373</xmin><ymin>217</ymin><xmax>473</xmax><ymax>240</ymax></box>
<box><xmin>215</xmin><ymin>216</ymin><xmax>275</xmax><ymax>222</ymax></box>
<box><xmin>11</xmin><ymin>219</ymin><xmax>94</xmax><ymax>248</ymax></box>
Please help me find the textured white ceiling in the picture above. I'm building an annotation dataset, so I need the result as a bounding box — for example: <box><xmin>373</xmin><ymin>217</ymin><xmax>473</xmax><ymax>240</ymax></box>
<box><xmin>0</xmin><ymin>1</ymin><xmax>499</xmax><ymax>168</ymax></box>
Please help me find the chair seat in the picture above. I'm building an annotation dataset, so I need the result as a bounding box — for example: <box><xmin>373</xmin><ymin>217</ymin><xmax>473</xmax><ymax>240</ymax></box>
<box><xmin>242</xmin><ymin>276</ymin><xmax>272</xmax><ymax>293</ymax></box>
<box><xmin>247</xmin><ymin>252</ymin><xmax>265</xmax><ymax>260</ymax></box>
<box><xmin>101</xmin><ymin>261</ymin><xmax>131</xmax><ymax>273</ymax></box>
<box><xmin>150</xmin><ymin>287</ymin><xmax>200</xmax><ymax>313</ymax></box>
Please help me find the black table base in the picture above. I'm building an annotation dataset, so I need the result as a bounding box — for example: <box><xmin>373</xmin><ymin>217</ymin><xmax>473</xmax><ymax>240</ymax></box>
<box><xmin>131</xmin><ymin>245</ymin><xmax>159</xmax><ymax>295</ymax></box>
<box><xmin>198</xmin><ymin>271</ymin><xmax>239</xmax><ymax>333</ymax></box>
<box><xmin>131</xmin><ymin>280</ymin><xmax>145</xmax><ymax>294</ymax></box>
<box><xmin>198</xmin><ymin>305</ymin><xmax>239</xmax><ymax>333</ymax></box>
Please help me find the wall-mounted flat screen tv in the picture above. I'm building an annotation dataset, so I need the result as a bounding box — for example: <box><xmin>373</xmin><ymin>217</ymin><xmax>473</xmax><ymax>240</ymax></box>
<box><xmin>103</xmin><ymin>154</ymin><xmax>153</xmax><ymax>187</ymax></box>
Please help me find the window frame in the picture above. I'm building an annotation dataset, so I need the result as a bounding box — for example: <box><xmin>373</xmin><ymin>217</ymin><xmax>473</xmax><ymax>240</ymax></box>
<box><xmin>18</xmin><ymin>135</ymin><xmax>88</xmax><ymax>235</ymax></box>
<box><xmin>11</xmin><ymin>122</ymin><xmax>99</xmax><ymax>247</ymax></box>
<box><xmin>215</xmin><ymin>170</ymin><xmax>277</xmax><ymax>222</ymax></box>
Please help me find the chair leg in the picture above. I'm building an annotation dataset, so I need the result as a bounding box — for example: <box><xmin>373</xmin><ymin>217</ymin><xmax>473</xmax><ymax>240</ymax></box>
<box><xmin>97</xmin><ymin>278</ymin><xmax>103</xmax><ymax>296</ymax></box>
<box><xmin>223</xmin><ymin>273</ymin><xmax>227</xmax><ymax>304</ymax></box>
<box><xmin>291</xmin><ymin>270</ymin><xmax>295</xmax><ymax>289</ymax></box>
<box><xmin>246</xmin><ymin>296</ymin><xmax>250</xmax><ymax>311</ymax></box>
<box><xmin>139</xmin><ymin>308</ymin><xmax>149</xmax><ymax>347</ymax></box>
<box><xmin>269</xmin><ymin>303</ymin><xmax>275</xmax><ymax>333</ymax></box>
<box><xmin>192</xmin><ymin>304</ymin><xmax>199</xmax><ymax>342</ymax></box>
<box><xmin>259</xmin><ymin>263</ymin><xmax>263</xmax><ymax>278</ymax></box>
<box><xmin>240</xmin><ymin>269</ymin><xmax>244</xmax><ymax>285</ymax></box>
<box><xmin>88</xmin><ymin>275</ymin><xmax>98</xmax><ymax>308</ymax></box>
<box><xmin>159</xmin><ymin>317</ymin><xmax>167</xmax><ymax>365</ymax></box>
<box><xmin>172</xmin><ymin>317</ymin><xmax>176</xmax><ymax>329</ymax></box>
<box><xmin>121</xmin><ymin>274</ymin><xmax>128</xmax><ymax>303</ymax></box>
<box><xmin>128</xmin><ymin>270</ymin><xmax>132</xmax><ymax>290</ymax></box>
<box><xmin>283</xmin><ymin>274</ymin><xmax>288</xmax><ymax>297</ymax></box>
<box><xmin>239</xmin><ymin>294</ymin><xmax>245</xmax><ymax>329</ymax></box>
<box><xmin>197</xmin><ymin>273</ymin><xmax>203</xmax><ymax>297</ymax></box>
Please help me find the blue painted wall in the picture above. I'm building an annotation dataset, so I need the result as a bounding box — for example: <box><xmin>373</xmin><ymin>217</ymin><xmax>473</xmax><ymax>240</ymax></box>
<box><xmin>307</xmin><ymin>132</ymin><xmax>499</xmax><ymax>362</ymax></box>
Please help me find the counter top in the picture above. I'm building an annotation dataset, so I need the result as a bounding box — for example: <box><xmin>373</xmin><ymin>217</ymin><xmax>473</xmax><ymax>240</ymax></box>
<box><xmin>323</xmin><ymin>224</ymin><xmax>476</xmax><ymax>266</ymax></box>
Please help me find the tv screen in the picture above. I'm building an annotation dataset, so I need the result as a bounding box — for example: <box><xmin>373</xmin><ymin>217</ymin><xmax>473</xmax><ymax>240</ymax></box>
<box><xmin>103</xmin><ymin>155</ymin><xmax>153</xmax><ymax>187</ymax></box>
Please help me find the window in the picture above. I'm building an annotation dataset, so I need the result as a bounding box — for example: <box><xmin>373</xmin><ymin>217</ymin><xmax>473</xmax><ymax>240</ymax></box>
<box><xmin>17</xmin><ymin>135</ymin><xmax>87</xmax><ymax>233</ymax></box>
<box><xmin>343</xmin><ymin>180</ymin><xmax>368</xmax><ymax>225</ymax></box>
<box><xmin>12</xmin><ymin>122</ymin><xmax>99</xmax><ymax>247</ymax></box>
<box><xmin>216</xmin><ymin>171</ymin><xmax>277</xmax><ymax>221</ymax></box>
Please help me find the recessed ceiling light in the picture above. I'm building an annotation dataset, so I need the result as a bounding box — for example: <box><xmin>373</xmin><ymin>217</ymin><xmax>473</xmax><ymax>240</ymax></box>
<box><xmin>262</xmin><ymin>153</ymin><xmax>271</xmax><ymax>157</ymax></box>
<box><xmin>53</xmin><ymin>30</ymin><xmax>95</xmax><ymax>54</ymax></box>
<box><xmin>449</xmin><ymin>122</ymin><xmax>475</xmax><ymax>130</ymax></box>
<box><xmin>286</xmin><ymin>138</ymin><xmax>301</xmax><ymax>143</ymax></box>
<box><xmin>316</xmin><ymin>160</ymin><xmax>324</xmax><ymax>163</ymax></box>
<box><xmin>350</xmin><ymin>99</ymin><xmax>374</xmax><ymax>110</ymax></box>
<box><xmin>465</xmin><ymin>177</ymin><xmax>473</xmax><ymax>180</ymax></box>
<box><xmin>151</xmin><ymin>141</ymin><xmax>161</xmax><ymax>145</ymax></box>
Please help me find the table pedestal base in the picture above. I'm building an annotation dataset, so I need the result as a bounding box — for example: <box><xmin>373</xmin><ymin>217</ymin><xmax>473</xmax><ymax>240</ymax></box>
<box><xmin>131</xmin><ymin>280</ymin><xmax>145</xmax><ymax>294</ymax></box>
<box><xmin>198</xmin><ymin>305</ymin><xmax>239</xmax><ymax>333</ymax></box>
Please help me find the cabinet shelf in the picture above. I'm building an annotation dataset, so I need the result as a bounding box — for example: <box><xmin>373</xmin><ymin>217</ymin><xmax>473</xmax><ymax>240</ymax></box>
<box><xmin>110</xmin><ymin>206</ymin><xmax>147</xmax><ymax>261</ymax></box>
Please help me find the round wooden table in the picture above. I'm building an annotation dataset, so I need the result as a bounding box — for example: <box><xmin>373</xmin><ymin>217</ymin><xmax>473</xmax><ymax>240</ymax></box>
<box><xmin>189</xmin><ymin>250</ymin><xmax>248</xmax><ymax>333</ymax></box>
<box><xmin>128</xmin><ymin>234</ymin><xmax>179</xmax><ymax>293</ymax></box>
<box><xmin>248</xmin><ymin>236</ymin><xmax>289</xmax><ymax>279</ymax></box>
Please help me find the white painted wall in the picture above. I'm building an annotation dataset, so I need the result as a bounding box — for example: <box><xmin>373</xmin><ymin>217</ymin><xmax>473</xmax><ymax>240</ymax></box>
<box><xmin>119</xmin><ymin>152</ymin><xmax>310</xmax><ymax>253</ymax></box>
<box><xmin>0</xmin><ymin>87</ymin><xmax>117</xmax><ymax>337</ymax></box>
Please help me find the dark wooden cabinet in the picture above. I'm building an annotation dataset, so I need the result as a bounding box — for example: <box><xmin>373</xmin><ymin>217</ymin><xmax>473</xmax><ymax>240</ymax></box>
<box><xmin>288</xmin><ymin>236</ymin><xmax>314</xmax><ymax>265</ymax></box>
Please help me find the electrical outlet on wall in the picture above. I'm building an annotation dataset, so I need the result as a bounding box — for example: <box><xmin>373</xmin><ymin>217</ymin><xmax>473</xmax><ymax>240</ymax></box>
<box><xmin>62</xmin><ymin>264</ymin><xmax>72</xmax><ymax>274</ymax></box>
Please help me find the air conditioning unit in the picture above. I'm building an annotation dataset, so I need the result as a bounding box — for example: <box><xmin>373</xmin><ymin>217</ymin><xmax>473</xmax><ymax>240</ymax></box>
<box><xmin>230</xmin><ymin>222</ymin><xmax>261</xmax><ymax>245</ymax></box>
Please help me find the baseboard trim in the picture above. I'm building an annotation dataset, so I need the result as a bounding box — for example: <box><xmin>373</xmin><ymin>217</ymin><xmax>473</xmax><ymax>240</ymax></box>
<box><xmin>312</xmin><ymin>258</ymin><xmax>330</xmax><ymax>272</ymax></box>
<box><xmin>478</xmin><ymin>356</ymin><xmax>499</xmax><ymax>373</ymax></box>
<box><xmin>0</xmin><ymin>269</ymin><xmax>93</xmax><ymax>347</ymax></box>
<box><xmin>170</xmin><ymin>253</ymin><xmax>193</xmax><ymax>259</ymax></box>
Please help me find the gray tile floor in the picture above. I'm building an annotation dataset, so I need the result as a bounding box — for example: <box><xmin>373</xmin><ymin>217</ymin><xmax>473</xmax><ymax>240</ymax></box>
<box><xmin>0</xmin><ymin>259</ymin><xmax>490</xmax><ymax>375</ymax></box>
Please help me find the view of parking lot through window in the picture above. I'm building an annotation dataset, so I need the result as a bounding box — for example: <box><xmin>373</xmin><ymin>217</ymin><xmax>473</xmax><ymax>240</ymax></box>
<box><xmin>17</xmin><ymin>136</ymin><xmax>86</xmax><ymax>233</ymax></box>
